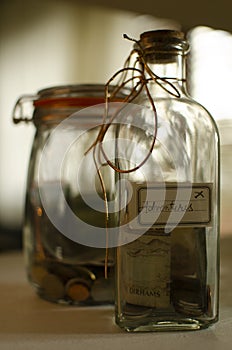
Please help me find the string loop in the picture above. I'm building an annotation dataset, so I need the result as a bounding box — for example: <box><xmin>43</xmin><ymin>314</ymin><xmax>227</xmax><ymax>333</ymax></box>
<box><xmin>85</xmin><ymin>34</ymin><xmax>182</xmax><ymax>277</ymax></box>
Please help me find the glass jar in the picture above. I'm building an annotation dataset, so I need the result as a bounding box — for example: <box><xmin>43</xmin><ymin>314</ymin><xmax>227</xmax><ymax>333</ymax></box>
<box><xmin>13</xmin><ymin>84</ymin><xmax>124</xmax><ymax>305</ymax></box>
<box><xmin>114</xmin><ymin>30</ymin><xmax>220</xmax><ymax>331</ymax></box>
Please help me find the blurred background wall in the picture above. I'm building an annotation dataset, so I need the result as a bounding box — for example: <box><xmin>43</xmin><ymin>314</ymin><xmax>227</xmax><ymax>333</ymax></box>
<box><xmin>0</xmin><ymin>0</ymin><xmax>232</xmax><ymax>249</ymax></box>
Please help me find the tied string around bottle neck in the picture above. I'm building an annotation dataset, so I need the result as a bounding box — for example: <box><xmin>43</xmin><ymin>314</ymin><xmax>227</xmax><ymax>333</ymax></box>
<box><xmin>85</xmin><ymin>34</ymin><xmax>183</xmax><ymax>278</ymax></box>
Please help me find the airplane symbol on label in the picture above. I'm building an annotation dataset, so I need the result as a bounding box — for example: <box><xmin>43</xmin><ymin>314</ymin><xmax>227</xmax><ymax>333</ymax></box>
<box><xmin>194</xmin><ymin>190</ymin><xmax>204</xmax><ymax>199</ymax></box>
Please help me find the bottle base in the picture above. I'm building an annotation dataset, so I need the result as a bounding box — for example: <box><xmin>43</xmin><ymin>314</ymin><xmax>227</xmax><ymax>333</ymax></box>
<box><xmin>116</xmin><ymin>316</ymin><xmax>218</xmax><ymax>332</ymax></box>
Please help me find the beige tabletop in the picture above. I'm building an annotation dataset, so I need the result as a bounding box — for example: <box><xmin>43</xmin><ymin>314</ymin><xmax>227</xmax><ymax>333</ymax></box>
<box><xmin>0</xmin><ymin>236</ymin><xmax>231</xmax><ymax>350</ymax></box>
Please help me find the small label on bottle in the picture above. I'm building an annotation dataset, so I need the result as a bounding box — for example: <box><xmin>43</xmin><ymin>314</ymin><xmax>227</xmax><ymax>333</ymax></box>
<box><xmin>127</xmin><ymin>182</ymin><xmax>212</xmax><ymax>230</ymax></box>
<box><xmin>122</xmin><ymin>234</ymin><xmax>171</xmax><ymax>308</ymax></box>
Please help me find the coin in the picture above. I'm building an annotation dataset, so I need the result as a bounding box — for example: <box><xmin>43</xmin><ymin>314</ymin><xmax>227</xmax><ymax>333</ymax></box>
<box><xmin>65</xmin><ymin>278</ymin><xmax>90</xmax><ymax>302</ymax></box>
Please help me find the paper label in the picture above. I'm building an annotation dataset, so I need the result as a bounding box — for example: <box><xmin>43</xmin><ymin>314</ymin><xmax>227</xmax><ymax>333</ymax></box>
<box><xmin>127</xmin><ymin>183</ymin><xmax>212</xmax><ymax>230</ymax></box>
<box><xmin>122</xmin><ymin>234</ymin><xmax>171</xmax><ymax>308</ymax></box>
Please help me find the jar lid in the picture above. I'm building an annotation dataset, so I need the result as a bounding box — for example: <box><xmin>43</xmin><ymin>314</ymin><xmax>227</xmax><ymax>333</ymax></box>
<box><xmin>13</xmin><ymin>84</ymin><xmax>126</xmax><ymax>124</ymax></box>
<box><xmin>34</xmin><ymin>84</ymin><xmax>118</xmax><ymax>108</ymax></box>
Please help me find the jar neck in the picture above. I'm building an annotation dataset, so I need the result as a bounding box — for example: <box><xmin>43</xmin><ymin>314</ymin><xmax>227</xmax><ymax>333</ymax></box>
<box><xmin>144</xmin><ymin>53</ymin><xmax>188</xmax><ymax>96</ymax></box>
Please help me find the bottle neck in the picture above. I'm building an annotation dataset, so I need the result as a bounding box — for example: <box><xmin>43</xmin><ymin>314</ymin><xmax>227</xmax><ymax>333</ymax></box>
<box><xmin>144</xmin><ymin>54</ymin><xmax>188</xmax><ymax>96</ymax></box>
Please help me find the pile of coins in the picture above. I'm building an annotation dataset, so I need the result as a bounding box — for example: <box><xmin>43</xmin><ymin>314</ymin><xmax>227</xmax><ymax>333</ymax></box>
<box><xmin>29</xmin><ymin>260</ymin><xmax>114</xmax><ymax>305</ymax></box>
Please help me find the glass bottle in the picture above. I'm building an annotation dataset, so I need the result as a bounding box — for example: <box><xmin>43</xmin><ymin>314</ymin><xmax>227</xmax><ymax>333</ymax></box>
<box><xmin>115</xmin><ymin>30</ymin><xmax>220</xmax><ymax>331</ymax></box>
<box><xmin>13</xmin><ymin>84</ymin><xmax>124</xmax><ymax>305</ymax></box>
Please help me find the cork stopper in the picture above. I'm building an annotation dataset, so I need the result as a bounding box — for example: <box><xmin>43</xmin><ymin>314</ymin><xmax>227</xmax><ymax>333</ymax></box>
<box><xmin>137</xmin><ymin>30</ymin><xmax>189</xmax><ymax>62</ymax></box>
<box><xmin>140</xmin><ymin>30</ymin><xmax>185</xmax><ymax>45</ymax></box>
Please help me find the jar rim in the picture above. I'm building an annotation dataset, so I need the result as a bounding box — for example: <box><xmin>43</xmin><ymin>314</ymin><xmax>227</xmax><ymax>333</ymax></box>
<box><xmin>34</xmin><ymin>84</ymin><xmax>127</xmax><ymax>108</ymax></box>
<box><xmin>36</xmin><ymin>84</ymin><xmax>109</xmax><ymax>100</ymax></box>
<box><xmin>13</xmin><ymin>84</ymin><xmax>129</xmax><ymax>125</ymax></box>
<box><xmin>34</xmin><ymin>96</ymin><xmax>109</xmax><ymax>108</ymax></box>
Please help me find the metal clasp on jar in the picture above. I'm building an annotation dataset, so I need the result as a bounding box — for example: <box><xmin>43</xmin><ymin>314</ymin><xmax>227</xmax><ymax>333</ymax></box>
<box><xmin>12</xmin><ymin>94</ymin><xmax>38</xmax><ymax>124</ymax></box>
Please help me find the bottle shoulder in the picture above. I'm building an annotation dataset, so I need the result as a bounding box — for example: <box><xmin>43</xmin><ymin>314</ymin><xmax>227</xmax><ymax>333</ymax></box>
<box><xmin>173</xmin><ymin>95</ymin><xmax>219</xmax><ymax>136</ymax></box>
<box><xmin>136</xmin><ymin>91</ymin><xmax>218</xmax><ymax>131</ymax></box>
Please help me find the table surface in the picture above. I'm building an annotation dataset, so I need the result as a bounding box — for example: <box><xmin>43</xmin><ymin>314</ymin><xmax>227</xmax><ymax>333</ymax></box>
<box><xmin>0</xmin><ymin>237</ymin><xmax>231</xmax><ymax>350</ymax></box>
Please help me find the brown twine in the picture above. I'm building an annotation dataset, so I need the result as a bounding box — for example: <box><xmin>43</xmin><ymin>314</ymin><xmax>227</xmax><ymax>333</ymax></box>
<box><xmin>85</xmin><ymin>34</ymin><xmax>182</xmax><ymax>278</ymax></box>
